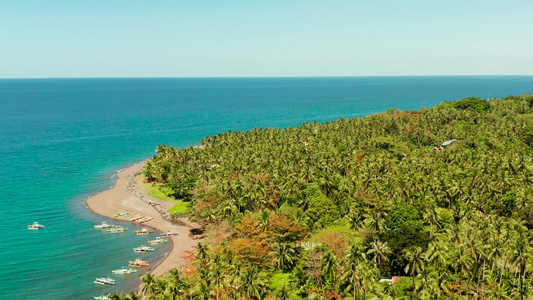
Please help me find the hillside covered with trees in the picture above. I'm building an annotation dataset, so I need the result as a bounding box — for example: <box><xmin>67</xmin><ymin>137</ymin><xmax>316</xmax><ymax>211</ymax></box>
<box><xmin>128</xmin><ymin>94</ymin><xmax>533</xmax><ymax>299</ymax></box>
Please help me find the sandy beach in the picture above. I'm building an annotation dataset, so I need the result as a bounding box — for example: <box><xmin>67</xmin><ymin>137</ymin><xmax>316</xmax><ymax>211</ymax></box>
<box><xmin>86</xmin><ymin>162</ymin><xmax>198</xmax><ymax>277</ymax></box>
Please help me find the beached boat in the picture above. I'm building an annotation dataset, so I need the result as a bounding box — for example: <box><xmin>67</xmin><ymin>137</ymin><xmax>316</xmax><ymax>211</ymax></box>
<box><xmin>133</xmin><ymin>245</ymin><xmax>155</xmax><ymax>253</ymax></box>
<box><xmin>148</xmin><ymin>237</ymin><xmax>168</xmax><ymax>244</ymax></box>
<box><xmin>107</xmin><ymin>226</ymin><xmax>128</xmax><ymax>233</ymax></box>
<box><xmin>94</xmin><ymin>222</ymin><xmax>115</xmax><ymax>229</ymax></box>
<box><xmin>130</xmin><ymin>215</ymin><xmax>145</xmax><ymax>222</ymax></box>
<box><xmin>160</xmin><ymin>231</ymin><xmax>179</xmax><ymax>237</ymax></box>
<box><xmin>133</xmin><ymin>227</ymin><xmax>155</xmax><ymax>235</ymax></box>
<box><xmin>112</xmin><ymin>266</ymin><xmax>137</xmax><ymax>274</ymax></box>
<box><xmin>114</xmin><ymin>212</ymin><xmax>128</xmax><ymax>218</ymax></box>
<box><xmin>128</xmin><ymin>258</ymin><xmax>149</xmax><ymax>267</ymax></box>
<box><xmin>27</xmin><ymin>222</ymin><xmax>45</xmax><ymax>230</ymax></box>
<box><xmin>139</xmin><ymin>217</ymin><xmax>154</xmax><ymax>224</ymax></box>
<box><xmin>94</xmin><ymin>276</ymin><xmax>115</xmax><ymax>285</ymax></box>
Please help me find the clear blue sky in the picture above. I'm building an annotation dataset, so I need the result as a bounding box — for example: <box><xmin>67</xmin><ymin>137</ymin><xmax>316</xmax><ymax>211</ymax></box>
<box><xmin>1</xmin><ymin>0</ymin><xmax>532</xmax><ymax>78</ymax></box>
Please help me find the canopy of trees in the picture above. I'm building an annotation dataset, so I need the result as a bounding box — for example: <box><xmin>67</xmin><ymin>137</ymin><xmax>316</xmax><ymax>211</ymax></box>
<box><xmin>123</xmin><ymin>94</ymin><xmax>533</xmax><ymax>299</ymax></box>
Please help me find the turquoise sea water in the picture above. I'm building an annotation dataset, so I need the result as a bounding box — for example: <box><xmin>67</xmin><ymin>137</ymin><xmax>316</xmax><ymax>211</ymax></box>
<box><xmin>1</xmin><ymin>76</ymin><xmax>533</xmax><ymax>299</ymax></box>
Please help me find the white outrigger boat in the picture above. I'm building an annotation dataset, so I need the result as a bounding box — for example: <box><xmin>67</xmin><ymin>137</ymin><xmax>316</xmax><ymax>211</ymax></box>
<box><xmin>94</xmin><ymin>276</ymin><xmax>115</xmax><ymax>285</ymax></box>
<box><xmin>133</xmin><ymin>245</ymin><xmax>155</xmax><ymax>253</ymax></box>
<box><xmin>107</xmin><ymin>226</ymin><xmax>128</xmax><ymax>233</ymax></box>
<box><xmin>112</xmin><ymin>266</ymin><xmax>137</xmax><ymax>275</ymax></box>
<box><xmin>94</xmin><ymin>222</ymin><xmax>115</xmax><ymax>229</ymax></box>
<box><xmin>148</xmin><ymin>237</ymin><xmax>168</xmax><ymax>244</ymax></box>
<box><xmin>27</xmin><ymin>222</ymin><xmax>45</xmax><ymax>230</ymax></box>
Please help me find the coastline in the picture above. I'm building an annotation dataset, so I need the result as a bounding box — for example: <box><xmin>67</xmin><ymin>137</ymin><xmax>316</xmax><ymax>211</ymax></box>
<box><xmin>85</xmin><ymin>162</ymin><xmax>198</xmax><ymax>277</ymax></box>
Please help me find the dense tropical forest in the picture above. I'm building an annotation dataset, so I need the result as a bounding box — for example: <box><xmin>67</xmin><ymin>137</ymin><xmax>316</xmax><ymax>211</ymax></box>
<box><xmin>116</xmin><ymin>94</ymin><xmax>533</xmax><ymax>299</ymax></box>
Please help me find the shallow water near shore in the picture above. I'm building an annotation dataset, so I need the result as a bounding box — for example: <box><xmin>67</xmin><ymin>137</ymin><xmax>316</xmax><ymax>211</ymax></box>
<box><xmin>1</xmin><ymin>76</ymin><xmax>533</xmax><ymax>299</ymax></box>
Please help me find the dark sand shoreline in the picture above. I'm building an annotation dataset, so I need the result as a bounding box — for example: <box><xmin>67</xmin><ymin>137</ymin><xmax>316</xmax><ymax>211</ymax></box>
<box><xmin>85</xmin><ymin>162</ymin><xmax>198</xmax><ymax>278</ymax></box>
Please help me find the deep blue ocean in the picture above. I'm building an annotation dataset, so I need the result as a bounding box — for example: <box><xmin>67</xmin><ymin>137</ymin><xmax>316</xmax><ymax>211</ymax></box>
<box><xmin>1</xmin><ymin>76</ymin><xmax>532</xmax><ymax>299</ymax></box>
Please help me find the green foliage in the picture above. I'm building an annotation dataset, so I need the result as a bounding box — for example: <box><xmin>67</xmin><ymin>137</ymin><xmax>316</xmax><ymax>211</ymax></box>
<box><xmin>301</xmin><ymin>184</ymin><xmax>338</xmax><ymax>230</ymax></box>
<box><xmin>493</xmin><ymin>190</ymin><xmax>517</xmax><ymax>218</ymax></box>
<box><xmin>371</xmin><ymin>136</ymin><xmax>410</xmax><ymax>159</ymax></box>
<box><xmin>168</xmin><ymin>200</ymin><xmax>193</xmax><ymax>216</ymax></box>
<box><xmin>269</xmin><ymin>271</ymin><xmax>295</xmax><ymax>290</ymax></box>
<box><xmin>385</xmin><ymin>202</ymin><xmax>423</xmax><ymax>232</ymax></box>
<box><xmin>386</xmin><ymin>108</ymin><xmax>400</xmax><ymax>114</ymax></box>
<box><xmin>436</xmin><ymin>208</ymin><xmax>454</xmax><ymax>229</ymax></box>
<box><xmin>527</xmin><ymin>97</ymin><xmax>533</xmax><ymax>108</ymax></box>
<box><xmin>167</xmin><ymin>177</ymin><xmax>196</xmax><ymax>200</ymax></box>
<box><xmin>310</xmin><ymin>223</ymin><xmax>359</xmax><ymax>244</ymax></box>
<box><xmin>502</xmin><ymin>95</ymin><xmax>523</xmax><ymax>101</ymax></box>
<box><xmin>143</xmin><ymin>181</ymin><xmax>176</xmax><ymax>201</ymax></box>
<box><xmin>452</xmin><ymin>97</ymin><xmax>490</xmax><ymax>112</ymax></box>
<box><xmin>141</xmin><ymin>94</ymin><xmax>533</xmax><ymax>299</ymax></box>
<box><xmin>393</xmin><ymin>276</ymin><xmax>413</xmax><ymax>294</ymax></box>
<box><xmin>520</xmin><ymin>123</ymin><xmax>533</xmax><ymax>146</ymax></box>
<box><xmin>381</xmin><ymin>203</ymin><xmax>429</xmax><ymax>277</ymax></box>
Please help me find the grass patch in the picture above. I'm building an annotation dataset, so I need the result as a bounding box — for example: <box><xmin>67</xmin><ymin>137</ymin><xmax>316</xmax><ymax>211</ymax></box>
<box><xmin>139</xmin><ymin>175</ymin><xmax>175</xmax><ymax>201</ymax></box>
<box><xmin>309</xmin><ymin>223</ymin><xmax>360</xmax><ymax>245</ymax></box>
<box><xmin>169</xmin><ymin>200</ymin><xmax>193</xmax><ymax>216</ymax></box>
<box><xmin>138</xmin><ymin>174</ymin><xmax>193</xmax><ymax>216</ymax></box>
<box><xmin>269</xmin><ymin>271</ymin><xmax>294</xmax><ymax>290</ymax></box>
<box><xmin>146</xmin><ymin>184</ymin><xmax>175</xmax><ymax>201</ymax></box>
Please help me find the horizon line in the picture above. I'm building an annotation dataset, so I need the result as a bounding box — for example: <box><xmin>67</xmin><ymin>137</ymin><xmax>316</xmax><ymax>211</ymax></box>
<box><xmin>1</xmin><ymin>74</ymin><xmax>533</xmax><ymax>80</ymax></box>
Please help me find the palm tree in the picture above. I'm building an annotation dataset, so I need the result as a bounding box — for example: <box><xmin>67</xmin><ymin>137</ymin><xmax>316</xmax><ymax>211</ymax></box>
<box><xmin>367</xmin><ymin>239</ymin><xmax>391</xmax><ymax>267</ymax></box>
<box><xmin>210</xmin><ymin>263</ymin><xmax>226</xmax><ymax>300</ymax></box>
<box><xmin>342</xmin><ymin>244</ymin><xmax>362</xmax><ymax>300</ymax></box>
<box><xmin>321</xmin><ymin>250</ymin><xmax>338</xmax><ymax>288</ymax></box>
<box><xmin>239</xmin><ymin>265</ymin><xmax>266</xmax><ymax>299</ymax></box>
<box><xmin>425</xmin><ymin>240</ymin><xmax>449</xmax><ymax>271</ymax></box>
<box><xmin>140</xmin><ymin>272</ymin><xmax>160</xmax><ymax>299</ymax></box>
<box><xmin>194</xmin><ymin>242</ymin><xmax>209</xmax><ymax>267</ymax></box>
<box><xmin>512</xmin><ymin>237</ymin><xmax>531</xmax><ymax>292</ymax></box>
<box><xmin>486</xmin><ymin>284</ymin><xmax>511</xmax><ymax>299</ymax></box>
<box><xmin>404</xmin><ymin>247</ymin><xmax>425</xmax><ymax>299</ymax></box>
<box><xmin>107</xmin><ymin>294</ymin><xmax>122</xmax><ymax>300</ymax></box>
<box><xmin>124</xmin><ymin>291</ymin><xmax>140</xmax><ymax>300</ymax></box>
<box><xmin>423</xmin><ymin>205</ymin><xmax>440</xmax><ymax>238</ymax></box>
<box><xmin>193</xmin><ymin>277</ymin><xmax>211</xmax><ymax>300</ymax></box>
<box><xmin>164</xmin><ymin>268</ymin><xmax>187</xmax><ymax>300</ymax></box>
<box><xmin>271</xmin><ymin>242</ymin><xmax>296</xmax><ymax>289</ymax></box>
<box><xmin>275</xmin><ymin>283</ymin><xmax>290</xmax><ymax>300</ymax></box>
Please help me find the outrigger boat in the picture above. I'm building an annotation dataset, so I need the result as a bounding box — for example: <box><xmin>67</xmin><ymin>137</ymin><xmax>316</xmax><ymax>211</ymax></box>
<box><xmin>112</xmin><ymin>266</ymin><xmax>137</xmax><ymax>275</ymax></box>
<box><xmin>160</xmin><ymin>231</ymin><xmax>179</xmax><ymax>237</ymax></box>
<box><xmin>130</xmin><ymin>215</ymin><xmax>145</xmax><ymax>222</ymax></box>
<box><xmin>27</xmin><ymin>222</ymin><xmax>45</xmax><ymax>230</ymax></box>
<box><xmin>139</xmin><ymin>217</ymin><xmax>154</xmax><ymax>224</ymax></box>
<box><xmin>94</xmin><ymin>276</ymin><xmax>115</xmax><ymax>285</ymax></box>
<box><xmin>133</xmin><ymin>245</ymin><xmax>155</xmax><ymax>253</ymax></box>
<box><xmin>148</xmin><ymin>237</ymin><xmax>168</xmax><ymax>244</ymax></box>
<box><xmin>128</xmin><ymin>258</ymin><xmax>149</xmax><ymax>267</ymax></box>
<box><xmin>114</xmin><ymin>212</ymin><xmax>128</xmax><ymax>218</ymax></box>
<box><xmin>107</xmin><ymin>226</ymin><xmax>128</xmax><ymax>233</ymax></box>
<box><xmin>94</xmin><ymin>222</ymin><xmax>115</xmax><ymax>229</ymax></box>
<box><xmin>133</xmin><ymin>227</ymin><xmax>155</xmax><ymax>235</ymax></box>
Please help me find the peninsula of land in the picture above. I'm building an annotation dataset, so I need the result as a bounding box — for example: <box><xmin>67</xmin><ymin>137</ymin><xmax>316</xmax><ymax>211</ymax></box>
<box><xmin>86</xmin><ymin>163</ymin><xmax>198</xmax><ymax>277</ymax></box>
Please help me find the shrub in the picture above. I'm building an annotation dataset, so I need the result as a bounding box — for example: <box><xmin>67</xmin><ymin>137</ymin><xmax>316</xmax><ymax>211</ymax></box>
<box><xmin>452</xmin><ymin>97</ymin><xmax>490</xmax><ymax>112</ymax></box>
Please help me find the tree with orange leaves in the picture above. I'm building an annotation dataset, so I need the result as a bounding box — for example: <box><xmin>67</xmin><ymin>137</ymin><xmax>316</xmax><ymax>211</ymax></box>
<box><xmin>229</xmin><ymin>216</ymin><xmax>271</xmax><ymax>266</ymax></box>
<box><xmin>266</xmin><ymin>212</ymin><xmax>307</xmax><ymax>244</ymax></box>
